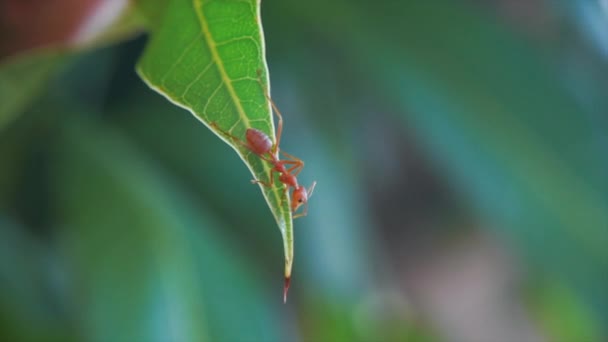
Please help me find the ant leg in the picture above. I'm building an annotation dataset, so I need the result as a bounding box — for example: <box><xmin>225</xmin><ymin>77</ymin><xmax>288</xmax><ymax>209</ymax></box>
<box><xmin>210</xmin><ymin>122</ymin><xmax>251</xmax><ymax>151</ymax></box>
<box><xmin>281</xmin><ymin>160</ymin><xmax>304</xmax><ymax>177</ymax></box>
<box><xmin>251</xmin><ymin>171</ymin><xmax>275</xmax><ymax>187</ymax></box>
<box><xmin>211</xmin><ymin>122</ymin><xmax>278</xmax><ymax>185</ymax></box>
<box><xmin>271</xmin><ymin>100</ymin><xmax>283</xmax><ymax>156</ymax></box>
<box><xmin>281</xmin><ymin>150</ymin><xmax>302</xmax><ymax>161</ymax></box>
<box><xmin>251</xmin><ymin>153</ymin><xmax>280</xmax><ymax>185</ymax></box>
<box><xmin>288</xmin><ymin>161</ymin><xmax>305</xmax><ymax>176</ymax></box>
<box><xmin>256</xmin><ymin>70</ymin><xmax>283</xmax><ymax>156</ymax></box>
<box><xmin>212</xmin><ymin>125</ymin><xmax>270</xmax><ymax>184</ymax></box>
<box><xmin>293</xmin><ymin>204</ymin><xmax>308</xmax><ymax>219</ymax></box>
<box><xmin>281</xmin><ymin>151</ymin><xmax>305</xmax><ymax>174</ymax></box>
<box><xmin>279</xmin><ymin>151</ymin><xmax>305</xmax><ymax>175</ymax></box>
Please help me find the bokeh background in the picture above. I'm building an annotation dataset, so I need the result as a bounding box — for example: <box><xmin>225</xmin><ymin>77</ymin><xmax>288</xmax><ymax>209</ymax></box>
<box><xmin>1</xmin><ymin>0</ymin><xmax>607</xmax><ymax>341</ymax></box>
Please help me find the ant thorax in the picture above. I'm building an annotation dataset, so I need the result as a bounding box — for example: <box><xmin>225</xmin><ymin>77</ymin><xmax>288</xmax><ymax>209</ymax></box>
<box><xmin>280</xmin><ymin>173</ymin><xmax>298</xmax><ymax>188</ymax></box>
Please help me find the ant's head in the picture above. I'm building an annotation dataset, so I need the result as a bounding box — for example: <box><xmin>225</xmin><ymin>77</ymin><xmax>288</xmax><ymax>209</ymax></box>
<box><xmin>291</xmin><ymin>181</ymin><xmax>317</xmax><ymax>213</ymax></box>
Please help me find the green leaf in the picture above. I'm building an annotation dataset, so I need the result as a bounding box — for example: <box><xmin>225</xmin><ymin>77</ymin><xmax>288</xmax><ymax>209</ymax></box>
<box><xmin>0</xmin><ymin>49</ymin><xmax>64</xmax><ymax>131</ymax></box>
<box><xmin>0</xmin><ymin>3</ymin><xmax>146</xmax><ymax>132</ymax></box>
<box><xmin>136</xmin><ymin>0</ymin><xmax>294</xmax><ymax>283</ymax></box>
<box><xmin>134</xmin><ymin>0</ymin><xmax>171</xmax><ymax>28</ymax></box>
<box><xmin>0</xmin><ymin>219</ymin><xmax>73</xmax><ymax>342</ymax></box>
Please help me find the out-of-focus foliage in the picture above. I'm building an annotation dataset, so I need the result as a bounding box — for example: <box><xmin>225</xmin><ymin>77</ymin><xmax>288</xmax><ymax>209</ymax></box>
<box><xmin>0</xmin><ymin>0</ymin><xmax>146</xmax><ymax>130</ymax></box>
<box><xmin>0</xmin><ymin>49</ymin><xmax>63</xmax><ymax>129</ymax></box>
<box><xmin>54</xmin><ymin>115</ymin><xmax>281</xmax><ymax>341</ymax></box>
<box><xmin>0</xmin><ymin>0</ymin><xmax>606</xmax><ymax>341</ymax></box>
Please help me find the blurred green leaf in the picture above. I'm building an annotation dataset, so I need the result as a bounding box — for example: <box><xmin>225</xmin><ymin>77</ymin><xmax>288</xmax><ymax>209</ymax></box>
<box><xmin>303</xmin><ymin>301</ymin><xmax>436</xmax><ymax>342</ymax></box>
<box><xmin>530</xmin><ymin>281</ymin><xmax>602</xmax><ymax>342</ymax></box>
<box><xmin>135</xmin><ymin>0</ymin><xmax>171</xmax><ymax>28</ymax></box>
<box><xmin>0</xmin><ymin>49</ymin><xmax>64</xmax><ymax>131</ymax></box>
<box><xmin>137</xmin><ymin>0</ymin><xmax>294</xmax><ymax>283</ymax></box>
<box><xmin>0</xmin><ymin>219</ymin><xmax>72</xmax><ymax>342</ymax></box>
<box><xmin>267</xmin><ymin>0</ymin><xmax>608</xmax><ymax>329</ymax></box>
<box><xmin>53</xmin><ymin>115</ymin><xmax>283</xmax><ymax>341</ymax></box>
<box><xmin>338</xmin><ymin>0</ymin><xmax>608</xmax><ymax>325</ymax></box>
<box><xmin>0</xmin><ymin>2</ymin><xmax>146</xmax><ymax>132</ymax></box>
<box><xmin>108</xmin><ymin>86</ymin><xmax>279</xmax><ymax>251</ymax></box>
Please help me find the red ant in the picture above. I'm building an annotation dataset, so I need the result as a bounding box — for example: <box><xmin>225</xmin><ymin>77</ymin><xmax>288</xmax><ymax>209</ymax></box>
<box><xmin>212</xmin><ymin>72</ymin><xmax>315</xmax><ymax>303</ymax></box>
<box><xmin>213</xmin><ymin>72</ymin><xmax>316</xmax><ymax>218</ymax></box>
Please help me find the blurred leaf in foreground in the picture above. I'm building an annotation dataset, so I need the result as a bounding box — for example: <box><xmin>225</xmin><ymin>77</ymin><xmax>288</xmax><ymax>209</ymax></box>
<box><xmin>0</xmin><ymin>0</ymin><xmax>146</xmax><ymax>131</ymax></box>
<box><xmin>268</xmin><ymin>0</ymin><xmax>608</xmax><ymax>331</ymax></box>
<box><xmin>347</xmin><ymin>0</ymin><xmax>608</xmax><ymax>327</ymax></box>
<box><xmin>0</xmin><ymin>50</ymin><xmax>63</xmax><ymax>130</ymax></box>
<box><xmin>137</xmin><ymin>0</ymin><xmax>295</xmax><ymax>291</ymax></box>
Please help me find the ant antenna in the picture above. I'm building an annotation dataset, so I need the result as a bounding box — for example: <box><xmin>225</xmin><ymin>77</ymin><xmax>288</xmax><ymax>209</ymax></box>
<box><xmin>307</xmin><ymin>181</ymin><xmax>317</xmax><ymax>199</ymax></box>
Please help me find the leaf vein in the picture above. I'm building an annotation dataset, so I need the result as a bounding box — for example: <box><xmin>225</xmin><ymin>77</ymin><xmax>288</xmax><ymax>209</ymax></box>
<box><xmin>194</xmin><ymin>0</ymin><xmax>251</xmax><ymax>127</ymax></box>
<box><xmin>160</xmin><ymin>33</ymin><xmax>203</xmax><ymax>87</ymax></box>
<box><xmin>202</xmin><ymin>81</ymin><xmax>224</xmax><ymax>115</ymax></box>
<box><xmin>181</xmin><ymin>59</ymin><xmax>215</xmax><ymax>100</ymax></box>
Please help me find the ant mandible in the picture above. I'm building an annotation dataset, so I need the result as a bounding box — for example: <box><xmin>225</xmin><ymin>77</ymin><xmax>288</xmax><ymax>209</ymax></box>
<box><xmin>212</xmin><ymin>70</ymin><xmax>316</xmax><ymax>218</ymax></box>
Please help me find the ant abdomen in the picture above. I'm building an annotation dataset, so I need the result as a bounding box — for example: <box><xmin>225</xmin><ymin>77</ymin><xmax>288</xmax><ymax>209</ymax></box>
<box><xmin>246</xmin><ymin>128</ymin><xmax>273</xmax><ymax>155</ymax></box>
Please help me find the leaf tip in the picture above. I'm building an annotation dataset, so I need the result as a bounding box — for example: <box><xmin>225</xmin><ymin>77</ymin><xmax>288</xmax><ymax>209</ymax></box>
<box><xmin>283</xmin><ymin>276</ymin><xmax>291</xmax><ymax>304</ymax></box>
<box><xmin>283</xmin><ymin>249</ymin><xmax>293</xmax><ymax>303</ymax></box>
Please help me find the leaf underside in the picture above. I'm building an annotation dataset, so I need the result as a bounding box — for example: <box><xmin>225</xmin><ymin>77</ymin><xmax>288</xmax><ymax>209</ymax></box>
<box><xmin>136</xmin><ymin>0</ymin><xmax>294</xmax><ymax>279</ymax></box>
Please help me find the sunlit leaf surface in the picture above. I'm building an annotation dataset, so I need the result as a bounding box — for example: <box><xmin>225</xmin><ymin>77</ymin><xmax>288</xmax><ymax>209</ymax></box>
<box><xmin>137</xmin><ymin>0</ymin><xmax>294</xmax><ymax>282</ymax></box>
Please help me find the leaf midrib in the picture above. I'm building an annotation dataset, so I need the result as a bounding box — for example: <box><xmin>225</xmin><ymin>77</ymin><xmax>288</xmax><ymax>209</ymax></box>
<box><xmin>193</xmin><ymin>0</ymin><xmax>252</xmax><ymax>128</ymax></box>
<box><xmin>192</xmin><ymin>0</ymin><xmax>292</xmax><ymax>258</ymax></box>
